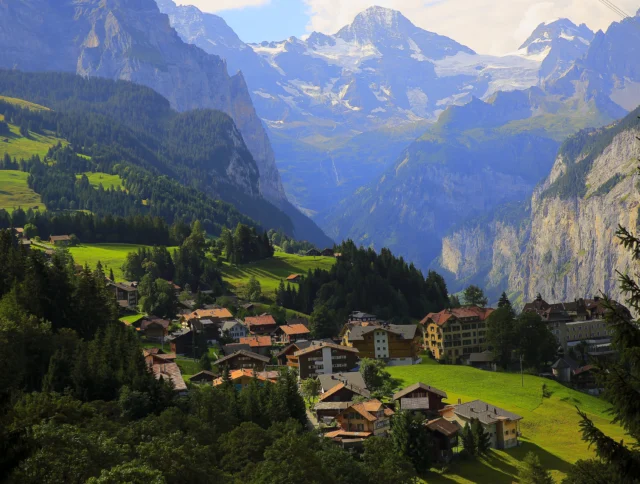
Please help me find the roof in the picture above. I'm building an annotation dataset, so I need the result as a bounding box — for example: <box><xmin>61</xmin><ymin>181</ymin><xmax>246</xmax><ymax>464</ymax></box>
<box><xmin>318</xmin><ymin>382</ymin><xmax>370</xmax><ymax>401</ymax></box>
<box><xmin>420</xmin><ymin>307</ymin><xmax>494</xmax><ymax>327</ymax></box>
<box><xmin>318</xmin><ymin>372</ymin><xmax>367</xmax><ymax>392</ymax></box>
<box><xmin>393</xmin><ymin>382</ymin><xmax>447</xmax><ymax>400</ymax></box>
<box><xmin>190</xmin><ymin>370</ymin><xmax>216</xmax><ymax>381</ymax></box>
<box><xmin>239</xmin><ymin>335</ymin><xmax>273</xmax><ymax>348</ymax></box>
<box><xmin>221</xmin><ymin>320</ymin><xmax>245</xmax><ymax>332</ymax></box>
<box><xmin>185</xmin><ymin>308</ymin><xmax>233</xmax><ymax>320</ymax></box>
<box><xmin>286</xmin><ymin>274</ymin><xmax>302</xmax><ymax>280</ymax></box>
<box><xmin>212</xmin><ymin>369</ymin><xmax>279</xmax><ymax>386</ymax></box>
<box><xmin>468</xmin><ymin>350</ymin><xmax>495</xmax><ymax>363</ymax></box>
<box><xmin>50</xmin><ymin>235</ymin><xmax>72</xmax><ymax>241</ymax></box>
<box><xmin>552</xmin><ymin>357</ymin><xmax>579</xmax><ymax>371</ymax></box>
<box><xmin>151</xmin><ymin>361</ymin><xmax>187</xmax><ymax>392</ymax></box>
<box><xmin>110</xmin><ymin>282</ymin><xmax>138</xmax><ymax>292</ymax></box>
<box><xmin>313</xmin><ymin>401</ymin><xmax>352</xmax><ymax>411</ymax></box>
<box><xmin>140</xmin><ymin>317</ymin><xmax>170</xmax><ymax>330</ymax></box>
<box><xmin>426</xmin><ymin>418</ymin><xmax>461</xmax><ymax>437</ymax></box>
<box><xmin>347</xmin><ymin>323</ymin><xmax>418</xmax><ymax>341</ymax></box>
<box><xmin>213</xmin><ymin>350</ymin><xmax>270</xmax><ymax>366</ymax></box>
<box><xmin>573</xmin><ymin>365</ymin><xmax>595</xmax><ymax>376</ymax></box>
<box><xmin>294</xmin><ymin>342</ymin><xmax>359</xmax><ymax>357</ymax></box>
<box><xmin>278</xmin><ymin>324</ymin><xmax>311</xmax><ymax>336</ymax></box>
<box><xmin>449</xmin><ymin>400</ymin><xmax>523</xmax><ymax>425</ymax></box>
<box><xmin>222</xmin><ymin>343</ymin><xmax>251</xmax><ymax>355</ymax></box>
<box><xmin>339</xmin><ymin>399</ymin><xmax>393</xmax><ymax>422</ymax></box>
<box><xmin>349</xmin><ymin>311</ymin><xmax>376</xmax><ymax>319</ymax></box>
<box><xmin>244</xmin><ymin>315</ymin><xmax>277</xmax><ymax>327</ymax></box>
<box><xmin>400</xmin><ymin>398</ymin><xmax>431</xmax><ymax>411</ymax></box>
<box><xmin>324</xmin><ymin>430</ymin><xmax>372</xmax><ymax>439</ymax></box>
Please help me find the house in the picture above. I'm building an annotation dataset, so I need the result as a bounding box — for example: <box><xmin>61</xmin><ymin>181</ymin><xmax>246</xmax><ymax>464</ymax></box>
<box><xmin>213</xmin><ymin>350</ymin><xmax>271</xmax><ymax>371</ymax></box>
<box><xmin>314</xmin><ymin>402</ymin><xmax>352</xmax><ymax>422</ymax></box>
<box><xmin>145</xmin><ymin>350</ymin><xmax>186</xmax><ymax>393</ymax></box>
<box><xmin>19</xmin><ymin>239</ymin><xmax>32</xmax><ymax>252</ymax></box>
<box><xmin>239</xmin><ymin>335</ymin><xmax>273</xmax><ymax>356</ymax></box>
<box><xmin>13</xmin><ymin>227</ymin><xmax>25</xmax><ymax>239</ymax></box>
<box><xmin>220</xmin><ymin>320</ymin><xmax>248</xmax><ymax>342</ymax></box>
<box><xmin>222</xmin><ymin>343</ymin><xmax>252</xmax><ymax>355</ymax></box>
<box><xmin>289</xmin><ymin>343</ymin><xmax>359</xmax><ymax>379</ymax></box>
<box><xmin>440</xmin><ymin>400</ymin><xmax>522</xmax><ymax>449</ymax></box>
<box><xmin>342</xmin><ymin>323</ymin><xmax>421</xmax><ymax>365</ymax></box>
<box><xmin>393</xmin><ymin>382</ymin><xmax>448</xmax><ymax>415</ymax></box>
<box><xmin>425</xmin><ymin>418</ymin><xmax>461</xmax><ymax>463</ymax></box>
<box><xmin>348</xmin><ymin>311</ymin><xmax>377</xmax><ymax>323</ymax></box>
<box><xmin>244</xmin><ymin>314</ymin><xmax>277</xmax><ymax>335</ymax></box>
<box><xmin>143</xmin><ymin>348</ymin><xmax>176</xmax><ymax>367</ymax></box>
<box><xmin>318</xmin><ymin>382</ymin><xmax>370</xmax><ymax>402</ymax></box>
<box><xmin>181</xmin><ymin>307</ymin><xmax>234</xmax><ymax>326</ymax></box>
<box><xmin>334</xmin><ymin>399</ymin><xmax>394</xmax><ymax>437</ymax></box>
<box><xmin>212</xmin><ymin>369</ymin><xmax>279</xmax><ymax>389</ymax></box>
<box><xmin>190</xmin><ymin>370</ymin><xmax>217</xmax><ymax>384</ymax></box>
<box><xmin>286</xmin><ymin>274</ymin><xmax>302</xmax><ymax>283</ymax></box>
<box><xmin>551</xmin><ymin>357</ymin><xmax>576</xmax><ymax>382</ymax></box>
<box><xmin>168</xmin><ymin>329</ymin><xmax>201</xmax><ymax>357</ymax></box>
<box><xmin>276</xmin><ymin>340</ymin><xmax>314</xmax><ymax>365</ymax></box>
<box><xmin>107</xmin><ymin>282</ymin><xmax>139</xmax><ymax>309</ymax></box>
<box><xmin>467</xmin><ymin>350</ymin><xmax>497</xmax><ymax>371</ymax></box>
<box><xmin>318</xmin><ymin>372</ymin><xmax>367</xmax><ymax>394</ymax></box>
<box><xmin>321</xmin><ymin>248</ymin><xmax>334</xmax><ymax>257</ymax></box>
<box><xmin>306</xmin><ymin>248</ymin><xmax>321</xmax><ymax>256</ymax></box>
<box><xmin>572</xmin><ymin>365</ymin><xmax>597</xmax><ymax>390</ymax></box>
<box><xmin>139</xmin><ymin>316</ymin><xmax>170</xmax><ymax>342</ymax></box>
<box><xmin>421</xmin><ymin>307</ymin><xmax>494</xmax><ymax>362</ymax></box>
<box><xmin>275</xmin><ymin>323</ymin><xmax>311</xmax><ymax>343</ymax></box>
<box><xmin>49</xmin><ymin>235</ymin><xmax>72</xmax><ymax>246</ymax></box>
<box><xmin>188</xmin><ymin>318</ymin><xmax>220</xmax><ymax>343</ymax></box>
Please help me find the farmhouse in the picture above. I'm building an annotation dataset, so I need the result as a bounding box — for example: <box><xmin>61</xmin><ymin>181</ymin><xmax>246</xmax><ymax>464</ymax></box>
<box><xmin>318</xmin><ymin>382</ymin><xmax>370</xmax><ymax>402</ymax></box>
<box><xmin>239</xmin><ymin>335</ymin><xmax>273</xmax><ymax>356</ymax></box>
<box><xmin>145</xmin><ymin>350</ymin><xmax>186</xmax><ymax>393</ymax></box>
<box><xmin>190</xmin><ymin>370</ymin><xmax>217</xmax><ymax>384</ymax></box>
<box><xmin>342</xmin><ymin>323</ymin><xmax>421</xmax><ymax>365</ymax></box>
<box><xmin>306</xmin><ymin>248</ymin><xmax>321</xmax><ymax>256</ymax></box>
<box><xmin>317</xmin><ymin>372</ymin><xmax>367</xmax><ymax>393</ymax></box>
<box><xmin>168</xmin><ymin>329</ymin><xmax>201</xmax><ymax>357</ymax></box>
<box><xmin>213</xmin><ymin>350</ymin><xmax>270</xmax><ymax>371</ymax></box>
<box><xmin>139</xmin><ymin>316</ymin><xmax>170</xmax><ymax>341</ymax></box>
<box><xmin>286</xmin><ymin>274</ymin><xmax>302</xmax><ymax>283</ymax></box>
<box><xmin>212</xmin><ymin>369</ymin><xmax>279</xmax><ymax>389</ymax></box>
<box><xmin>425</xmin><ymin>418</ymin><xmax>461</xmax><ymax>463</ymax></box>
<box><xmin>289</xmin><ymin>342</ymin><xmax>359</xmax><ymax>379</ymax></box>
<box><xmin>321</xmin><ymin>248</ymin><xmax>334</xmax><ymax>257</ymax></box>
<box><xmin>49</xmin><ymin>234</ymin><xmax>72</xmax><ymax>246</ymax></box>
<box><xmin>275</xmin><ymin>323</ymin><xmax>311</xmax><ymax>343</ymax></box>
<box><xmin>393</xmin><ymin>382</ymin><xmax>448</xmax><ymax>415</ymax></box>
<box><xmin>244</xmin><ymin>314</ymin><xmax>277</xmax><ymax>335</ymax></box>
<box><xmin>440</xmin><ymin>400</ymin><xmax>522</xmax><ymax>450</ymax></box>
<box><xmin>421</xmin><ymin>307</ymin><xmax>494</xmax><ymax>361</ymax></box>
<box><xmin>334</xmin><ymin>399</ymin><xmax>394</xmax><ymax>437</ymax></box>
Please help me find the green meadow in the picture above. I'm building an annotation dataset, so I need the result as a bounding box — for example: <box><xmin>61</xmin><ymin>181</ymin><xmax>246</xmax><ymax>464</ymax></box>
<box><xmin>77</xmin><ymin>172</ymin><xmax>125</xmax><ymax>191</ymax></box>
<box><xmin>68</xmin><ymin>244</ymin><xmax>152</xmax><ymax>281</ymax></box>
<box><xmin>0</xmin><ymin>170</ymin><xmax>45</xmax><ymax>213</ymax></box>
<box><xmin>388</xmin><ymin>361</ymin><xmax>628</xmax><ymax>483</ymax></box>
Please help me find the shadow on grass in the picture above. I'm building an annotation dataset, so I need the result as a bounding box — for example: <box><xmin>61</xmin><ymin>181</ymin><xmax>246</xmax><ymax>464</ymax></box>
<box><xmin>432</xmin><ymin>441</ymin><xmax>572</xmax><ymax>484</ymax></box>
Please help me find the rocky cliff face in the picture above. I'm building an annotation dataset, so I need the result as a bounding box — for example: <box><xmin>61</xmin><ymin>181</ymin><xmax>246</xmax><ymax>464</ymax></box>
<box><xmin>438</xmin><ymin>110</ymin><xmax>640</xmax><ymax>307</ymax></box>
<box><xmin>0</xmin><ymin>0</ymin><xmax>286</xmax><ymax>205</ymax></box>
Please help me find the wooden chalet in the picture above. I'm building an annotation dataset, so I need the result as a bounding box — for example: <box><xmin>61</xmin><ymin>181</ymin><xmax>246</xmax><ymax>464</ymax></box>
<box><xmin>275</xmin><ymin>323</ymin><xmax>311</xmax><ymax>343</ymax></box>
<box><xmin>393</xmin><ymin>382</ymin><xmax>447</xmax><ymax>415</ymax></box>
<box><xmin>239</xmin><ymin>335</ymin><xmax>273</xmax><ymax>356</ymax></box>
<box><xmin>244</xmin><ymin>315</ymin><xmax>277</xmax><ymax>335</ymax></box>
<box><xmin>213</xmin><ymin>350</ymin><xmax>270</xmax><ymax>371</ymax></box>
<box><xmin>190</xmin><ymin>370</ymin><xmax>217</xmax><ymax>384</ymax></box>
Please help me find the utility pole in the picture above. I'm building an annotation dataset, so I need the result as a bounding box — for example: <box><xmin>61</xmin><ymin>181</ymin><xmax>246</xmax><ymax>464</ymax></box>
<box><xmin>520</xmin><ymin>354</ymin><xmax>524</xmax><ymax>387</ymax></box>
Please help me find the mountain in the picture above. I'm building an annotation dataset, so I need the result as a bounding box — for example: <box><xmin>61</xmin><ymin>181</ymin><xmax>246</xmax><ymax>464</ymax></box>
<box><xmin>437</xmin><ymin>105</ymin><xmax>640</xmax><ymax>307</ymax></box>
<box><xmin>0</xmin><ymin>0</ymin><xmax>332</xmax><ymax>246</ymax></box>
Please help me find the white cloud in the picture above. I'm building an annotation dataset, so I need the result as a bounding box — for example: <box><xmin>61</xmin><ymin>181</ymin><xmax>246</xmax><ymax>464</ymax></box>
<box><xmin>303</xmin><ymin>0</ymin><xmax>639</xmax><ymax>55</ymax></box>
<box><xmin>175</xmin><ymin>0</ymin><xmax>271</xmax><ymax>13</ymax></box>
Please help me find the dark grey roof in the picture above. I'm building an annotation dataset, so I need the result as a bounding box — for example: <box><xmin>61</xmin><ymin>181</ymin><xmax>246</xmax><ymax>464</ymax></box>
<box><xmin>452</xmin><ymin>400</ymin><xmax>522</xmax><ymax>425</ymax></box>
<box><xmin>318</xmin><ymin>372</ymin><xmax>367</xmax><ymax>392</ymax></box>
<box><xmin>350</xmin><ymin>311</ymin><xmax>376</xmax><ymax>319</ymax></box>
<box><xmin>222</xmin><ymin>343</ymin><xmax>251</xmax><ymax>355</ymax></box>
<box><xmin>314</xmin><ymin>402</ymin><xmax>351</xmax><ymax>411</ymax></box>
<box><xmin>213</xmin><ymin>350</ymin><xmax>270</xmax><ymax>365</ymax></box>
<box><xmin>167</xmin><ymin>329</ymin><xmax>192</xmax><ymax>341</ymax></box>
<box><xmin>348</xmin><ymin>324</ymin><xmax>418</xmax><ymax>341</ymax></box>
<box><xmin>393</xmin><ymin>382</ymin><xmax>447</xmax><ymax>400</ymax></box>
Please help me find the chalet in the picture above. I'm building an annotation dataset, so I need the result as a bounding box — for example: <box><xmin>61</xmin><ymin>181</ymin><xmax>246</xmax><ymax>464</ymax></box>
<box><xmin>318</xmin><ymin>372</ymin><xmax>367</xmax><ymax>393</ymax></box>
<box><xmin>551</xmin><ymin>356</ymin><xmax>597</xmax><ymax>388</ymax></box>
<box><xmin>334</xmin><ymin>399</ymin><xmax>394</xmax><ymax>437</ymax></box>
<box><xmin>13</xmin><ymin>227</ymin><xmax>25</xmax><ymax>239</ymax></box>
<box><xmin>181</xmin><ymin>307</ymin><xmax>234</xmax><ymax>326</ymax></box>
<box><xmin>212</xmin><ymin>369</ymin><xmax>279</xmax><ymax>390</ymax></box>
<box><xmin>107</xmin><ymin>282</ymin><xmax>139</xmax><ymax>309</ymax></box>
<box><xmin>145</xmin><ymin>350</ymin><xmax>186</xmax><ymax>393</ymax></box>
<box><xmin>222</xmin><ymin>343</ymin><xmax>252</xmax><ymax>355</ymax></box>
<box><xmin>143</xmin><ymin>348</ymin><xmax>176</xmax><ymax>367</ymax></box>
<box><xmin>275</xmin><ymin>323</ymin><xmax>311</xmax><ymax>343</ymax></box>
<box><xmin>286</xmin><ymin>274</ymin><xmax>302</xmax><ymax>283</ymax></box>
<box><xmin>306</xmin><ymin>248</ymin><xmax>321</xmax><ymax>257</ymax></box>
<box><xmin>49</xmin><ymin>235</ymin><xmax>72</xmax><ymax>246</ymax></box>
<box><xmin>393</xmin><ymin>382</ymin><xmax>448</xmax><ymax>415</ymax></box>
<box><xmin>421</xmin><ymin>307</ymin><xmax>494</xmax><ymax>362</ymax></box>
<box><xmin>348</xmin><ymin>311</ymin><xmax>377</xmax><ymax>323</ymax></box>
<box><xmin>318</xmin><ymin>382</ymin><xmax>370</xmax><ymax>403</ymax></box>
<box><xmin>213</xmin><ymin>350</ymin><xmax>270</xmax><ymax>371</ymax></box>
<box><xmin>239</xmin><ymin>335</ymin><xmax>273</xmax><ymax>356</ymax></box>
<box><xmin>220</xmin><ymin>320</ymin><xmax>248</xmax><ymax>342</ymax></box>
<box><xmin>314</xmin><ymin>402</ymin><xmax>352</xmax><ymax>422</ymax></box>
<box><xmin>188</xmin><ymin>318</ymin><xmax>220</xmax><ymax>343</ymax></box>
<box><xmin>139</xmin><ymin>316</ymin><xmax>170</xmax><ymax>342</ymax></box>
<box><xmin>168</xmin><ymin>329</ymin><xmax>199</xmax><ymax>357</ymax></box>
<box><xmin>342</xmin><ymin>323</ymin><xmax>421</xmax><ymax>365</ymax></box>
<box><xmin>190</xmin><ymin>370</ymin><xmax>217</xmax><ymax>384</ymax></box>
<box><xmin>321</xmin><ymin>248</ymin><xmax>334</xmax><ymax>257</ymax></box>
<box><xmin>244</xmin><ymin>315</ymin><xmax>277</xmax><ymax>335</ymax></box>
<box><xmin>289</xmin><ymin>343</ymin><xmax>359</xmax><ymax>379</ymax></box>
<box><xmin>425</xmin><ymin>418</ymin><xmax>461</xmax><ymax>463</ymax></box>
<box><xmin>466</xmin><ymin>350</ymin><xmax>497</xmax><ymax>371</ymax></box>
<box><xmin>276</xmin><ymin>340</ymin><xmax>313</xmax><ymax>365</ymax></box>
<box><xmin>440</xmin><ymin>400</ymin><xmax>522</xmax><ymax>450</ymax></box>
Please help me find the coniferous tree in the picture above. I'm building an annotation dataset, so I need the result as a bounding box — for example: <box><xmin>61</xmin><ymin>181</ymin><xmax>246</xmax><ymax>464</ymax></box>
<box><xmin>519</xmin><ymin>452</ymin><xmax>554</xmax><ymax>484</ymax></box>
<box><xmin>463</xmin><ymin>285</ymin><xmax>488</xmax><ymax>307</ymax></box>
<box><xmin>472</xmin><ymin>418</ymin><xmax>491</xmax><ymax>455</ymax></box>
<box><xmin>498</xmin><ymin>292</ymin><xmax>511</xmax><ymax>309</ymax></box>
<box><xmin>461</xmin><ymin>422</ymin><xmax>476</xmax><ymax>456</ymax></box>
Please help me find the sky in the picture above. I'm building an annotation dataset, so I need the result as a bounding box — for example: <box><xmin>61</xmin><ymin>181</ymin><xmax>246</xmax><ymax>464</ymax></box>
<box><xmin>175</xmin><ymin>0</ymin><xmax>640</xmax><ymax>55</ymax></box>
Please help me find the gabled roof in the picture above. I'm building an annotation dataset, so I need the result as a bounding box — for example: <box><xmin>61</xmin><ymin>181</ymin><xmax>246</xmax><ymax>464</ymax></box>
<box><xmin>278</xmin><ymin>324</ymin><xmax>311</xmax><ymax>336</ymax></box>
<box><xmin>313</xmin><ymin>401</ymin><xmax>352</xmax><ymax>411</ymax></box>
<box><xmin>50</xmin><ymin>235</ymin><xmax>72</xmax><ymax>241</ymax></box>
<box><xmin>245</xmin><ymin>315</ymin><xmax>277</xmax><ymax>327</ymax></box>
<box><xmin>185</xmin><ymin>308</ymin><xmax>233</xmax><ymax>320</ymax></box>
<box><xmin>552</xmin><ymin>357</ymin><xmax>579</xmax><ymax>371</ymax></box>
<box><xmin>318</xmin><ymin>382</ymin><xmax>370</xmax><ymax>401</ymax></box>
<box><xmin>222</xmin><ymin>343</ymin><xmax>252</xmax><ymax>355</ymax></box>
<box><xmin>151</xmin><ymin>361</ymin><xmax>187</xmax><ymax>392</ymax></box>
<box><xmin>140</xmin><ymin>317</ymin><xmax>170</xmax><ymax>330</ymax></box>
<box><xmin>213</xmin><ymin>350</ymin><xmax>270</xmax><ymax>366</ymax></box>
<box><xmin>420</xmin><ymin>307</ymin><xmax>494</xmax><ymax>327</ymax></box>
<box><xmin>240</xmin><ymin>335</ymin><xmax>273</xmax><ymax>348</ymax></box>
<box><xmin>190</xmin><ymin>370</ymin><xmax>216</xmax><ymax>381</ymax></box>
<box><xmin>294</xmin><ymin>342</ymin><xmax>359</xmax><ymax>357</ymax></box>
<box><xmin>286</xmin><ymin>274</ymin><xmax>302</xmax><ymax>281</ymax></box>
<box><xmin>212</xmin><ymin>369</ymin><xmax>279</xmax><ymax>386</ymax></box>
<box><xmin>317</xmin><ymin>372</ymin><xmax>367</xmax><ymax>392</ymax></box>
<box><xmin>573</xmin><ymin>364</ymin><xmax>595</xmax><ymax>376</ymax></box>
<box><xmin>393</xmin><ymin>382</ymin><xmax>447</xmax><ymax>400</ymax></box>
<box><xmin>449</xmin><ymin>400</ymin><xmax>522</xmax><ymax>425</ymax></box>
<box><xmin>426</xmin><ymin>418</ymin><xmax>461</xmax><ymax>437</ymax></box>
<box><xmin>324</xmin><ymin>429</ymin><xmax>372</xmax><ymax>439</ymax></box>
<box><xmin>338</xmin><ymin>399</ymin><xmax>393</xmax><ymax>422</ymax></box>
<box><xmin>347</xmin><ymin>323</ymin><xmax>418</xmax><ymax>341</ymax></box>
<box><xmin>221</xmin><ymin>319</ymin><xmax>245</xmax><ymax>332</ymax></box>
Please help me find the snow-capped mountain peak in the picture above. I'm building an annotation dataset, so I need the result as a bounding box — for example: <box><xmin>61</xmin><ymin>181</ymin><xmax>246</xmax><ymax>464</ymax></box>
<box><xmin>519</xmin><ymin>19</ymin><xmax>594</xmax><ymax>54</ymax></box>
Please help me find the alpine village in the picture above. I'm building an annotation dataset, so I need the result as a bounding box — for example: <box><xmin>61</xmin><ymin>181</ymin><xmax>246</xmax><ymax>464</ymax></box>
<box><xmin>1</xmin><ymin>1</ymin><xmax>640</xmax><ymax>483</ymax></box>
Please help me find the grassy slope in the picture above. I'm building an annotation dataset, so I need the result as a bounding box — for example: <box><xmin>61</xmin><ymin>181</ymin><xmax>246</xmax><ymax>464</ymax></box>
<box><xmin>68</xmin><ymin>244</ymin><xmax>160</xmax><ymax>282</ymax></box>
<box><xmin>0</xmin><ymin>170</ymin><xmax>45</xmax><ymax>213</ymax></box>
<box><xmin>388</xmin><ymin>361</ymin><xmax>628</xmax><ymax>483</ymax></box>
<box><xmin>220</xmin><ymin>251</ymin><xmax>336</xmax><ymax>300</ymax></box>
<box><xmin>0</xmin><ymin>95</ymin><xmax>50</xmax><ymax>112</ymax></box>
<box><xmin>77</xmin><ymin>172</ymin><xmax>125</xmax><ymax>191</ymax></box>
<box><xmin>0</xmin><ymin>119</ymin><xmax>66</xmax><ymax>160</ymax></box>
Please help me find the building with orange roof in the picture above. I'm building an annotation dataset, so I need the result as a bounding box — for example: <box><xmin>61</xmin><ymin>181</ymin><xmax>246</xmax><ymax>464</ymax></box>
<box><xmin>286</xmin><ymin>274</ymin><xmax>302</xmax><ymax>283</ymax></box>
<box><xmin>212</xmin><ymin>369</ymin><xmax>279</xmax><ymax>390</ymax></box>
<box><xmin>275</xmin><ymin>323</ymin><xmax>311</xmax><ymax>343</ymax></box>
<box><xmin>420</xmin><ymin>306</ymin><xmax>494</xmax><ymax>361</ymax></box>
<box><xmin>239</xmin><ymin>335</ymin><xmax>273</xmax><ymax>356</ymax></box>
<box><xmin>334</xmin><ymin>399</ymin><xmax>394</xmax><ymax>437</ymax></box>
<box><xmin>244</xmin><ymin>314</ymin><xmax>277</xmax><ymax>335</ymax></box>
<box><xmin>318</xmin><ymin>381</ymin><xmax>370</xmax><ymax>402</ymax></box>
<box><xmin>181</xmin><ymin>307</ymin><xmax>234</xmax><ymax>326</ymax></box>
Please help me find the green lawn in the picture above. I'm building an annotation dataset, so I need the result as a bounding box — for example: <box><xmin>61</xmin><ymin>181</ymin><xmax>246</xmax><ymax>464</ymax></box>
<box><xmin>0</xmin><ymin>121</ymin><xmax>67</xmax><ymax>160</ymax></box>
<box><xmin>77</xmin><ymin>172</ymin><xmax>125</xmax><ymax>191</ymax></box>
<box><xmin>68</xmin><ymin>243</ymin><xmax>151</xmax><ymax>281</ymax></box>
<box><xmin>0</xmin><ymin>170</ymin><xmax>45</xmax><ymax>213</ymax></box>
<box><xmin>120</xmin><ymin>313</ymin><xmax>146</xmax><ymax>325</ymax></box>
<box><xmin>388</xmin><ymin>363</ymin><xmax>629</xmax><ymax>483</ymax></box>
<box><xmin>220</xmin><ymin>251</ymin><xmax>336</xmax><ymax>300</ymax></box>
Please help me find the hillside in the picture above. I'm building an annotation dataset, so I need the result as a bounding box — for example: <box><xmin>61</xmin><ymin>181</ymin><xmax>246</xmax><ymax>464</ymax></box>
<box><xmin>0</xmin><ymin>170</ymin><xmax>44</xmax><ymax>213</ymax></box>
<box><xmin>389</xmin><ymin>362</ymin><xmax>628</xmax><ymax>483</ymax></box>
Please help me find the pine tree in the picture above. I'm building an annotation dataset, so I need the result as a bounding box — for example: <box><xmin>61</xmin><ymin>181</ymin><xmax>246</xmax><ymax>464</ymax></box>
<box><xmin>518</xmin><ymin>452</ymin><xmax>553</xmax><ymax>484</ymax></box>
<box><xmin>461</xmin><ymin>422</ymin><xmax>476</xmax><ymax>456</ymax></box>
<box><xmin>199</xmin><ymin>352</ymin><xmax>212</xmax><ymax>371</ymax></box>
<box><xmin>109</xmin><ymin>268</ymin><xmax>115</xmax><ymax>281</ymax></box>
<box><xmin>498</xmin><ymin>292</ymin><xmax>511</xmax><ymax>309</ymax></box>
<box><xmin>472</xmin><ymin>418</ymin><xmax>491</xmax><ymax>455</ymax></box>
